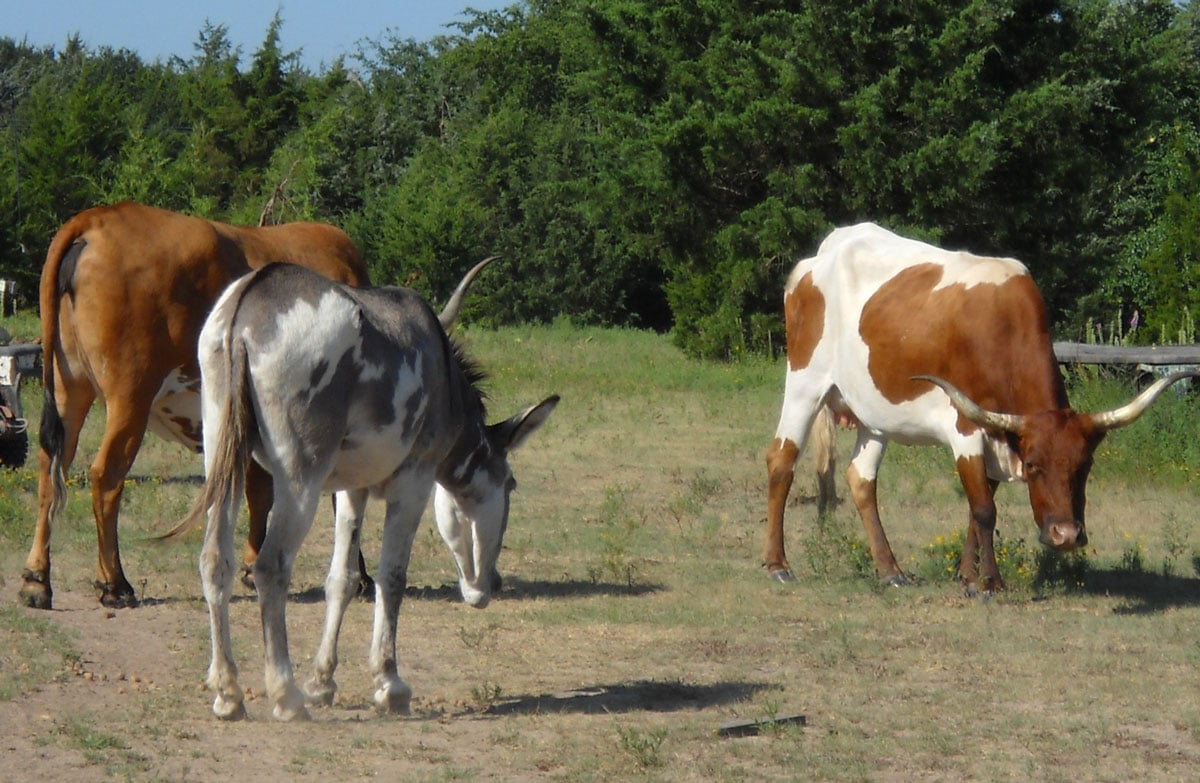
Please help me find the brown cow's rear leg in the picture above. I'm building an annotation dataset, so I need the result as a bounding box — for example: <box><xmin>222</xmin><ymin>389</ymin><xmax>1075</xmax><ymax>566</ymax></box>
<box><xmin>243</xmin><ymin>462</ymin><xmax>374</xmax><ymax>598</ymax></box>
<box><xmin>89</xmin><ymin>402</ymin><xmax>153</xmax><ymax>608</ymax></box>
<box><xmin>21</xmin><ymin>379</ymin><xmax>93</xmax><ymax>609</ymax></box>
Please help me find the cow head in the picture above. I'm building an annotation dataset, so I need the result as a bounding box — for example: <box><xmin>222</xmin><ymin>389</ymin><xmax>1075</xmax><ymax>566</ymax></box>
<box><xmin>915</xmin><ymin>371</ymin><xmax>1198</xmax><ymax>551</ymax></box>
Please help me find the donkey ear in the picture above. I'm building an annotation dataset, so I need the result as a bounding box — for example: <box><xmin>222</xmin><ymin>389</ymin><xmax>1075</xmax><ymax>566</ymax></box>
<box><xmin>493</xmin><ymin>395</ymin><xmax>560</xmax><ymax>452</ymax></box>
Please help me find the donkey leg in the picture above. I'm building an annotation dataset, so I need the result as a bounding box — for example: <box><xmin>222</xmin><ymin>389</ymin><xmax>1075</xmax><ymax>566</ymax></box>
<box><xmin>305</xmin><ymin>488</ymin><xmax>369</xmax><ymax>707</ymax></box>
<box><xmin>199</xmin><ymin>480</ymin><xmax>247</xmax><ymax>721</ymax></box>
<box><xmin>256</xmin><ymin>487</ymin><xmax>321</xmax><ymax>722</ymax></box>
<box><xmin>370</xmin><ymin>469</ymin><xmax>434</xmax><ymax>714</ymax></box>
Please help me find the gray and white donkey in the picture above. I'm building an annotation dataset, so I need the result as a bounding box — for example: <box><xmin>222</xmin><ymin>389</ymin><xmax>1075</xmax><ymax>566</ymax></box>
<box><xmin>184</xmin><ymin>260</ymin><xmax>557</xmax><ymax>721</ymax></box>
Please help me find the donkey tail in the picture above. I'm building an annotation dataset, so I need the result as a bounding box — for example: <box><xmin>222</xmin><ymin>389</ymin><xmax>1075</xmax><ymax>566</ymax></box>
<box><xmin>158</xmin><ymin>325</ymin><xmax>254</xmax><ymax>543</ymax></box>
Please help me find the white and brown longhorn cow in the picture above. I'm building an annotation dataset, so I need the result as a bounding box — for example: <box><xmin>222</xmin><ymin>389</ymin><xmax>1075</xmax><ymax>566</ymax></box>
<box><xmin>765</xmin><ymin>222</ymin><xmax>1196</xmax><ymax>595</ymax></box>
<box><xmin>23</xmin><ymin>202</ymin><xmax>371</xmax><ymax>609</ymax></box>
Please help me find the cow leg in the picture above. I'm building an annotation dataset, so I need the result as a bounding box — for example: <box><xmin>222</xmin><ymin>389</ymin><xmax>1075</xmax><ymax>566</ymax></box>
<box><xmin>88</xmin><ymin>397</ymin><xmax>155</xmax><ymax>607</ymax></box>
<box><xmin>371</xmin><ymin>468</ymin><xmax>435</xmax><ymax>715</ymax></box>
<box><xmin>764</xmin><ymin>385</ymin><xmax>826</xmax><ymax>582</ymax></box>
<box><xmin>21</xmin><ymin>380</ymin><xmax>94</xmax><ymax>609</ymax></box>
<box><xmin>846</xmin><ymin>432</ymin><xmax>906</xmax><ymax>585</ymax></box>
<box><xmin>241</xmin><ymin>467</ymin><xmax>374</xmax><ymax>599</ymax></box>
<box><xmin>765</xmin><ymin>438</ymin><xmax>800</xmax><ymax>580</ymax></box>
<box><xmin>305</xmin><ymin>488</ymin><xmax>369</xmax><ymax>707</ymax></box>
<box><xmin>241</xmin><ymin>459</ymin><xmax>273</xmax><ymax>589</ymax></box>
<box><xmin>955</xmin><ymin>456</ymin><xmax>1002</xmax><ymax>596</ymax></box>
<box><xmin>255</xmin><ymin>482</ymin><xmax>321</xmax><ymax>722</ymax></box>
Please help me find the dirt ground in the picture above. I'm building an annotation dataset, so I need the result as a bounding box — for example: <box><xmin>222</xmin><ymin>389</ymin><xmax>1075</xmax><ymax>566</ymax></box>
<box><xmin>0</xmin><ymin>568</ymin><xmax>776</xmax><ymax>782</ymax></box>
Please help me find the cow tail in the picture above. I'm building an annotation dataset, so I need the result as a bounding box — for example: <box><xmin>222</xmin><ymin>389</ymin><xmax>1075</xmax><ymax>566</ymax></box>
<box><xmin>38</xmin><ymin>228</ymin><xmax>85</xmax><ymax>524</ymax></box>
<box><xmin>811</xmin><ymin>406</ymin><xmax>838</xmax><ymax>516</ymax></box>
<box><xmin>158</xmin><ymin>323</ymin><xmax>255</xmax><ymax>543</ymax></box>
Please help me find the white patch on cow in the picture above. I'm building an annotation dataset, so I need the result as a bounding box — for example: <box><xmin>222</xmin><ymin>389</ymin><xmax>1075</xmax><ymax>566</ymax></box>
<box><xmin>933</xmin><ymin>252</ymin><xmax>1027</xmax><ymax>292</ymax></box>
<box><xmin>147</xmin><ymin>367</ymin><xmax>202</xmax><ymax>448</ymax></box>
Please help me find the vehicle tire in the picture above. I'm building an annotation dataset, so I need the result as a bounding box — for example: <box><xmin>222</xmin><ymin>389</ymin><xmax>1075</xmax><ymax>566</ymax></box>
<box><xmin>0</xmin><ymin>430</ymin><xmax>29</xmax><ymax>468</ymax></box>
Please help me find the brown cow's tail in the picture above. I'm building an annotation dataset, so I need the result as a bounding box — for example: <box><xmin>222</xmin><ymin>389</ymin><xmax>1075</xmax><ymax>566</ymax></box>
<box><xmin>38</xmin><ymin>229</ymin><xmax>87</xmax><ymax>524</ymax></box>
<box><xmin>158</xmin><ymin>326</ymin><xmax>254</xmax><ymax>543</ymax></box>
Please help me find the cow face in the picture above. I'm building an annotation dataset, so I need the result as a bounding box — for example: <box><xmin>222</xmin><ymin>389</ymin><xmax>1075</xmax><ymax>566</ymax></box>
<box><xmin>920</xmin><ymin>370</ymin><xmax>1200</xmax><ymax>554</ymax></box>
<box><xmin>1013</xmin><ymin>411</ymin><xmax>1104</xmax><ymax>551</ymax></box>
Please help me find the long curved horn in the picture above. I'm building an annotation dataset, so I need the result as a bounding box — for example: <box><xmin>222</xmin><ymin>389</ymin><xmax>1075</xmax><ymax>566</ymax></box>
<box><xmin>1090</xmin><ymin>369</ymin><xmax>1200</xmax><ymax>432</ymax></box>
<box><xmin>439</xmin><ymin>255</ymin><xmax>498</xmax><ymax>331</ymax></box>
<box><xmin>911</xmin><ymin>375</ymin><xmax>1025</xmax><ymax>433</ymax></box>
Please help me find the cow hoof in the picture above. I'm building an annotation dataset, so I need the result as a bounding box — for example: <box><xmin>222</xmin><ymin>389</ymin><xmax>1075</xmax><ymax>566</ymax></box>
<box><xmin>769</xmin><ymin>569</ymin><xmax>796</xmax><ymax>583</ymax></box>
<box><xmin>19</xmin><ymin>570</ymin><xmax>53</xmax><ymax>610</ymax></box>
<box><xmin>95</xmin><ymin>581</ymin><xmax>139</xmax><ymax>608</ymax></box>
<box><xmin>881</xmin><ymin>573</ymin><xmax>909</xmax><ymax>588</ymax></box>
<box><xmin>240</xmin><ymin>567</ymin><xmax>256</xmax><ymax>590</ymax></box>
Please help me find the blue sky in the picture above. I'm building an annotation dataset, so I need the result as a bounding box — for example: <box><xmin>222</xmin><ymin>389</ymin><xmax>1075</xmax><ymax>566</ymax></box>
<box><xmin>6</xmin><ymin>1</ymin><xmax>515</xmax><ymax>71</ymax></box>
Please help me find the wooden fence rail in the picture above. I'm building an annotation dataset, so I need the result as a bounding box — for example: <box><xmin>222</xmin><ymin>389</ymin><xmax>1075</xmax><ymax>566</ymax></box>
<box><xmin>1052</xmin><ymin>342</ymin><xmax>1200</xmax><ymax>366</ymax></box>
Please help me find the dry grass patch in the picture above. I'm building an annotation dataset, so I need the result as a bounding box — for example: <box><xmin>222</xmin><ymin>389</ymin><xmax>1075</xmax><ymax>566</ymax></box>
<box><xmin>0</xmin><ymin>320</ymin><xmax>1197</xmax><ymax>781</ymax></box>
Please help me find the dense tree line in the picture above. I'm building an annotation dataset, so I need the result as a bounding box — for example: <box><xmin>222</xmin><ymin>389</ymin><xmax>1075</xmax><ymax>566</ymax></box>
<box><xmin>2</xmin><ymin>1</ymin><xmax>1199</xmax><ymax>358</ymax></box>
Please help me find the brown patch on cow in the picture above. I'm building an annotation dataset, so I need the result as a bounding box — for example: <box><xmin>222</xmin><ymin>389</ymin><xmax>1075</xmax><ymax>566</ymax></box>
<box><xmin>784</xmin><ymin>272</ymin><xmax>825</xmax><ymax>371</ymax></box>
<box><xmin>858</xmin><ymin>263</ymin><xmax>1063</xmax><ymax>413</ymax></box>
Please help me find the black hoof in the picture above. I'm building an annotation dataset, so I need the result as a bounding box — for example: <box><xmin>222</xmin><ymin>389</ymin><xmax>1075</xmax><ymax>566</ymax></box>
<box><xmin>95</xmin><ymin>581</ymin><xmax>139</xmax><ymax>608</ymax></box>
<box><xmin>882</xmin><ymin>573</ymin><xmax>910</xmax><ymax>588</ymax></box>
<box><xmin>241</xmin><ymin>567</ymin><xmax>256</xmax><ymax>590</ymax></box>
<box><xmin>769</xmin><ymin>569</ymin><xmax>796</xmax><ymax>583</ymax></box>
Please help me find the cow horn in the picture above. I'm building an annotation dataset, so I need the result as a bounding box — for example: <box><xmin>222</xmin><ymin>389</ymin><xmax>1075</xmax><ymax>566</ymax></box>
<box><xmin>439</xmin><ymin>255</ymin><xmax>497</xmax><ymax>331</ymax></box>
<box><xmin>911</xmin><ymin>375</ymin><xmax>1025</xmax><ymax>433</ymax></box>
<box><xmin>1090</xmin><ymin>369</ymin><xmax>1200</xmax><ymax>432</ymax></box>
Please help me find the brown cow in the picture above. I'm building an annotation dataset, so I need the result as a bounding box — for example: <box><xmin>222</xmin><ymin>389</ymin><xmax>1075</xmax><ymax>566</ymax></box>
<box><xmin>21</xmin><ymin>202</ymin><xmax>371</xmax><ymax>609</ymax></box>
<box><xmin>765</xmin><ymin>222</ymin><xmax>1197</xmax><ymax>595</ymax></box>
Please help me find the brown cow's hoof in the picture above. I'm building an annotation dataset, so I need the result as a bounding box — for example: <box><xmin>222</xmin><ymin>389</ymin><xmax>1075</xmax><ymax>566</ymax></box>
<box><xmin>19</xmin><ymin>570</ymin><xmax>53</xmax><ymax>610</ymax></box>
<box><xmin>881</xmin><ymin>573</ymin><xmax>910</xmax><ymax>588</ymax></box>
<box><xmin>240</xmin><ymin>566</ymin><xmax>256</xmax><ymax>591</ymax></box>
<box><xmin>769</xmin><ymin>568</ymin><xmax>796</xmax><ymax>583</ymax></box>
<box><xmin>95</xmin><ymin>580</ymin><xmax>139</xmax><ymax>608</ymax></box>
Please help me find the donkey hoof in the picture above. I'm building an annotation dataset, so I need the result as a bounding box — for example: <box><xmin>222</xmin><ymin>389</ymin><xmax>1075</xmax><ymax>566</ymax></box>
<box><xmin>213</xmin><ymin>695</ymin><xmax>247</xmax><ymax>721</ymax></box>
<box><xmin>303</xmin><ymin>679</ymin><xmax>337</xmax><ymax>707</ymax></box>
<box><xmin>374</xmin><ymin>680</ymin><xmax>413</xmax><ymax>715</ymax></box>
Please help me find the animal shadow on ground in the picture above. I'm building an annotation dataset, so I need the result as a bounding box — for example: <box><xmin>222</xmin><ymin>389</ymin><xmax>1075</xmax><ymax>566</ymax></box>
<box><xmin>285</xmin><ymin>576</ymin><xmax>665</xmax><ymax>604</ymax></box>
<box><xmin>1078</xmin><ymin>567</ymin><xmax>1200</xmax><ymax>615</ymax></box>
<box><xmin>482</xmin><ymin>679</ymin><xmax>773</xmax><ymax>716</ymax></box>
